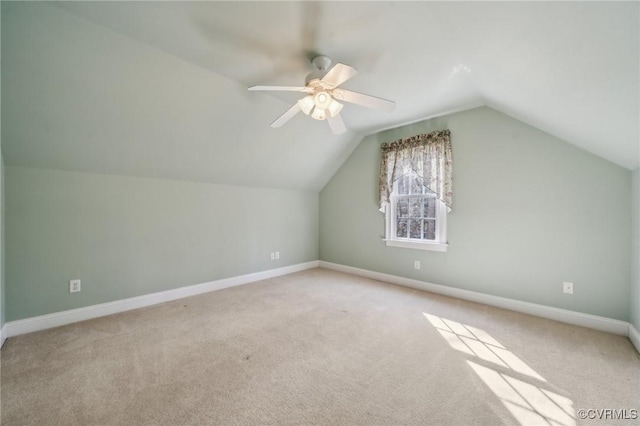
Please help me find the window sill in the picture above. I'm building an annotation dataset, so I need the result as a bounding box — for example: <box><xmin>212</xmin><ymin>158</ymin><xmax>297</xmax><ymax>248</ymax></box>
<box><xmin>383</xmin><ymin>239</ymin><xmax>448</xmax><ymax>252</ymax></box>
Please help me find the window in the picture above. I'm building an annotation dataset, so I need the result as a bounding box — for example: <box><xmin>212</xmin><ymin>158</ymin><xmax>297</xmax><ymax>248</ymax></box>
<box><xmin>379</xmin><ymin>130</ymin><xmax>452</xmax><ymax>252</ymax></box>
<box><xmin>384</xmin><ymin>168</ymin><xmax>448</xmax><ymax>252</ymax></box>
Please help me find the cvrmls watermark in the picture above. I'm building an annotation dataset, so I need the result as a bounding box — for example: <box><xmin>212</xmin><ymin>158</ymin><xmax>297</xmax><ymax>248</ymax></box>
<box><xmin>577</xmin><ymin>409</ymin><xmax>638</xmax><ymax>420</ymax></box>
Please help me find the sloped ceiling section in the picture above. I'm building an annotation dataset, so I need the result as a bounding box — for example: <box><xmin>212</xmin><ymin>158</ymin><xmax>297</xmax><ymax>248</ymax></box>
<box><xmin>1</xmin><ymin>2</ymin><xmax>360</xmax><ymax>191</ymax></box>
<box><xmin>2</xmin><ymin>2</ymin><xmax>638</xmax><ymax>194</ymax></box>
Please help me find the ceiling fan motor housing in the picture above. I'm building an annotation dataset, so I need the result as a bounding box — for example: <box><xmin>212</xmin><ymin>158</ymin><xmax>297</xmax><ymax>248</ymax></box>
<box><xmin>305</xmin><ymin>55</ymin><xmax>332</xmax><ymax>85</ymax></box>
<box><xmin>312</xmin><ymin>55</ymin><xmax>332</xmax><ymax>71</ymax></box>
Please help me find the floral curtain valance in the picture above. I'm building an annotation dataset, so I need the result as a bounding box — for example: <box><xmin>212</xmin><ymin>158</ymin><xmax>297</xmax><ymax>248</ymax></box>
<box><xmin>379</xmin><ymin>129</ymin><xmax>452</xmax><ymax>212</ymax></box>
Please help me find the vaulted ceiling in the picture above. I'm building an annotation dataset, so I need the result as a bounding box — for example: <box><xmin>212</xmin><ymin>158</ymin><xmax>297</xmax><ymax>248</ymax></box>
<box><xmin>2</xmin><ymin>2</ymin><xmax>638</xmax><ymax>191</ymax></box>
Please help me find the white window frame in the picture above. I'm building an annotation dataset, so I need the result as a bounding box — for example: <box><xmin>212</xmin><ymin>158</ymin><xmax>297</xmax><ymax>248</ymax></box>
<box><xmin>383</xmin><ymin>172</ymin><xmax>448</xmax><ymax>252</ymax></box>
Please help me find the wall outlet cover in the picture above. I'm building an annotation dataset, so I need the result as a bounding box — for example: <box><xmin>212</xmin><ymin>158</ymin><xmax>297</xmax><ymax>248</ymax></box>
<box><xmin>563</xmin><ymin>282</ymin><xmax>573</xmax><ymax>294</ymax></box>
<box><xmin>70</xmin><ymin>279</ymin><xmax>81</xmax><ymax>293</ymax></box>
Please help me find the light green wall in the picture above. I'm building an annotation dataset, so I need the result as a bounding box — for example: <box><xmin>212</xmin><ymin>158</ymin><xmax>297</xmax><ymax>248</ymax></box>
<box><xmin>1</xmin><ymin>156</ymin><xmax>4</xmax><ymax>328</ymax></box>
<box><xmin>6</xmin><ymin>167</ymin><xmax>318</xmax><ymax>321</ymax></box>
<box><xmin>1</xmin><ymin>2</ymin><xmax>4</xmax><ymax>330</ymax></box>
<box><xmin>631</xmin><ymin>168</ymin><xmax>640</xmax><ymax>330</ymax></box>
<box><xmin>320</xmin><ymin>107</ymin><xmax>631</xmax><ymax>321</ymax></box>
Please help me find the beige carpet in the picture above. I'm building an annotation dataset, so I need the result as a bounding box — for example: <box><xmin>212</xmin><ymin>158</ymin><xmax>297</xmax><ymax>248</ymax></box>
<box><xmin>1</xmin><ymin>268</ymin><xmax>639</xmax><ymax>425</ymax></box>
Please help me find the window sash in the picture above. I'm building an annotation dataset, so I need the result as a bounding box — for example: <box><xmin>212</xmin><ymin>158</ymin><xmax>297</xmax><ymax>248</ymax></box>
<box><xmin>385</xmin><ymin>172</ymin><xmax>447</xmax><ymax>246</ymax></box>
<box><xmin>391</xmin><ymin>197</ymin><xmax>442</xmax><ymax>242</ymax></box>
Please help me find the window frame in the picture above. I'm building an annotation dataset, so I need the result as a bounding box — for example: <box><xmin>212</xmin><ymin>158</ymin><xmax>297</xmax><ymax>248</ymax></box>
<box><xmin>383</xmin><ymin>171</ymin><xmax>448</xmax><ymax>252</ymax></box>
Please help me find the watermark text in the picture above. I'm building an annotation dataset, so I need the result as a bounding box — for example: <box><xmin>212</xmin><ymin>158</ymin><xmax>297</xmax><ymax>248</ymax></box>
<box><xmin>577</xmin><ymin>409</ymin><xmax>638</xmax><ymax>420</ymax></box>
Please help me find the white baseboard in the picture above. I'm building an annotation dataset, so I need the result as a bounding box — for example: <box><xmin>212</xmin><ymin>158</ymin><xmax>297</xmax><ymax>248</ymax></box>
<box><xmin>629</xmin><ymin>323</ymin><xmax>640</xmax><ymax>353</ymax></box>
<box><xmin>5</xmin><ymin>260</ymin><xmax>637</xmax><ymax>353</ymax></box>
<box><xmin>5</xmin><ymin>261</ymin><xmax>319</xmax><ymax>338</ymax></box>
<box><xmin>1</xmin><ymin>323</ymin><xmax>7</xmax><ymax>349</ymax></box>
<box><xmin>319</xmin><ymin>261</ymin><xmax>630</xmax><ymax>336</ymax></box>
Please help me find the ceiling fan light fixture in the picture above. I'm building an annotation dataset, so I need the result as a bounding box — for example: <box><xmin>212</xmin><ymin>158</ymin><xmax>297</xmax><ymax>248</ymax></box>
<box><xmin>311</xmin><ymin>107</ymin><xmax>327</xmax><ymax>121</ymax></box>
<box><xmin>298</xmin><ymin>95</ymin><xmax>314</xmax><ymax>115</ymax></box>
<box><xmin>313</xmin><ymin>91</ymin><xmax>332</xmax><ymax>110</ymax></box>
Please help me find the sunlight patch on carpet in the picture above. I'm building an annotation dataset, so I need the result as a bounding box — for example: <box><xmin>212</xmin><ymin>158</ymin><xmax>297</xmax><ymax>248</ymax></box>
<box><xmin>423</xmin><ymin>312</ymin><xmax>575</xmax><ymax>426</ymax></box>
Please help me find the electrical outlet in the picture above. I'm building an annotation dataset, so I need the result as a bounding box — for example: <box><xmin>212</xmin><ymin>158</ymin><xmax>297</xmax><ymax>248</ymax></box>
<box><xmin>270</xmin><ymin>252</ymin><xmax>275</xmax><ymax>260</ymax></box>
<box><xmin>275</xmin><ymin>251</ymin><xmax>280</xmax><ymax>260</ymax></box>
<box><xmin>563</xmin><ymin>282</ymin><xmax>573</xmax><ymax>294</ymax></box>
<box><xmin>414</xmin><ymin>260</ymin><xmax>420</xmax><ymax>270</ymax></box>
<box><xmin>70</xmin><ymin>279</ymin><xmax>81</xmax><ymax>293</ymax></box>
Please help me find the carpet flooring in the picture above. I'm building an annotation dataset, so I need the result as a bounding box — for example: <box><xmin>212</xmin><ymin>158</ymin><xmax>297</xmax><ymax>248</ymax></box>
<box><xmin>1</xmin><ymin>268</ymin><xmax>639</xmax><ymax>425</ymax></box>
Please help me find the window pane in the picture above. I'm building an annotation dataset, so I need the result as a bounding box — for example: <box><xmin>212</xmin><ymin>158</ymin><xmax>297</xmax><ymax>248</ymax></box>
<box><xmin>409</xmin><ymin>198</ymin><xmax>422</xmax><ymax>218</ymax></box>
<box><xmin>410</xmin><ymin>176</ymin><xmax>423</xmax><ymax>195</ymax></box>
<box><xmin>423</xmin><ymin>197</ymin><xmax>436</xmax><ymax>218</ymax></box>
<box><xmin>409</xmin><ymin>219</ymin><xmax>421</xmax><ymax>239</ymax></box>
<box><xmin>396</xmin><ymin>199</ymin><xmax>409</xmax><ymax>218</ymax></box>
<box><xmin>396</xmin><ymin>177</ymin><xmax>405</xmax><ymax>195</ymax></box>
<box><xmin>423</xmin><ymin>219</ymin><xmax>436</xmax><ymax>240</ymax></box>
<box><xmin>398</xmin><ymin>176</ymin><xmax>411</xmax><ymax>195</ymax></box>
<box><xmin>396</xmin><ymin>219</ymin><xmax>408</xmax><ymax>238</ymax></box>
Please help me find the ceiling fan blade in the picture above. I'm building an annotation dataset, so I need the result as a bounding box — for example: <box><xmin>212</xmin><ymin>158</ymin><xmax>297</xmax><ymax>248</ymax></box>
<box><xmin>270</xmin><ymin>103</ymin><xmax>301</xmax><ymax>128</ymax></box>
<box><xmin>332</xmin><ymin>89</ymin><xmax>395</xmax><ymax>112</ymax></box>
<box><xmin>249</xmin><ymin>86</ymin><xmax>312</xmax><ymax>93</ymax></box>
<box><xmin>321</xmin><ymin>63</ymin><xmax>358</xmax><ymax>88</ymax></box>
<box><xmin>327</xmin><ymin>114</ymin><xmax>347</xmax><ymax>135</ymax></box>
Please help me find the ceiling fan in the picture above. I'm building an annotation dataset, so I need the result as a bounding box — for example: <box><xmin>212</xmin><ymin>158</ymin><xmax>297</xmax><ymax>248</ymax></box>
<box><xmin>248</xmin><ymin>55</ymin><xmax>395</xmax><ymax>135</ymax></box>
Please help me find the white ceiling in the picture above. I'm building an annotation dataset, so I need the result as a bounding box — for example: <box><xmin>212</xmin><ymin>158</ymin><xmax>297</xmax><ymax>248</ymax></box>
<box><xmin>2</xmin><ymin>1</ymin><xmax>638</xmax><ymax>191</ymax></box>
